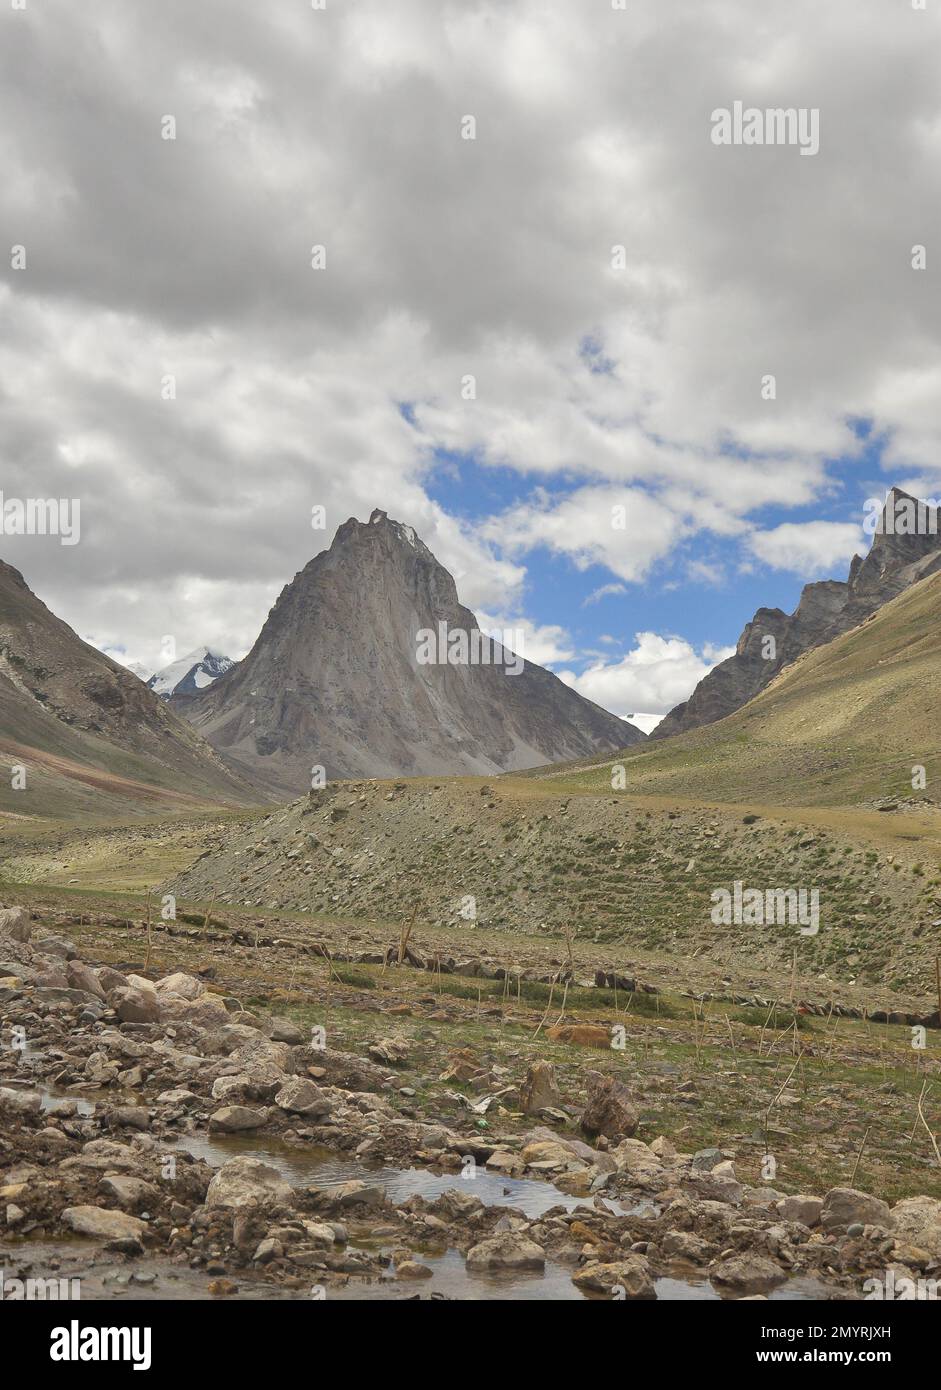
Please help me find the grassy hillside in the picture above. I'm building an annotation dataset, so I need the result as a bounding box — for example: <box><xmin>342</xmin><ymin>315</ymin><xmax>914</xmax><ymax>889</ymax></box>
<box><xmin>0</xmin><ymin>558</ymin><xmax>263</xmax><ymax>821</ymax></box>
<box><xmin>543</xmin><ymin>568</ymin><xmax>941</xmax><ymax>809</ymax></box>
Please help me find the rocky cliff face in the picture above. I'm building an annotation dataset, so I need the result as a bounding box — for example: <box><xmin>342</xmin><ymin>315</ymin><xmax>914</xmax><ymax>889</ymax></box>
<box><xmin>178</xmin><ymin>510</ymin><xmax>642</xmax><ymax>793</ymax></box>
<box><xmin>652</xmin><ymin>488</ymin><xmax>941</xmax><ymax>740</ymax></box>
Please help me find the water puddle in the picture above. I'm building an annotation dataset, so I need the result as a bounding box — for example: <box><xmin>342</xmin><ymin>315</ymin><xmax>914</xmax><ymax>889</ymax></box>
<box><xmin>5</xmin><ymin>1080</ymin><xmax>835</xmax><ymax>1301</ymax></box>
<box><xmin>169</xmin><ymin>1133</ymin><xmax>830</xmax><ymax>1301</ymax></box>
<box><xmin>172</xmin><ymin>1130</ymin><xmax>610</xmax><ymax>1218</ymax></box>
<box><xmin>3</xmin><ymin>1077</ymin><xmax>105</xmax><ymax>1116</ymax></box>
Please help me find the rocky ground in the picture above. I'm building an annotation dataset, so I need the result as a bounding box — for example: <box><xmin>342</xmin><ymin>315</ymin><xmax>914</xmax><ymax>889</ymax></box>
<box><xmin>2</xmin><ymin>902</ymin><xmax>941</xmax><ymax>1302</ymax></box>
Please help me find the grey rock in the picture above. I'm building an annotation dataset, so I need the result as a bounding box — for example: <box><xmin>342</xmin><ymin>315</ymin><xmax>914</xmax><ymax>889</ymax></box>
<box><xmin>61</xmin><ymin>1205</ymin><xmax>148</xmax><ymax>1242</ymax></box>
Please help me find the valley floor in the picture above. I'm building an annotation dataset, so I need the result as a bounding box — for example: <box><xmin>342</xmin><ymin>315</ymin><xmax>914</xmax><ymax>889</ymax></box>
<box><xmin>1</xmin><ymin>783</ymin><xmax>939</xmax><ymax>1302</ymax></box>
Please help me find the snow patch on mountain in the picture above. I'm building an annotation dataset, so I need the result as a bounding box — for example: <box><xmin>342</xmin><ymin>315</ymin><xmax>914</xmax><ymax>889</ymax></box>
<box><xmin>148</xmin><ymin>648</ymin><xmax>235</xmax><ymax>699</ymax></box>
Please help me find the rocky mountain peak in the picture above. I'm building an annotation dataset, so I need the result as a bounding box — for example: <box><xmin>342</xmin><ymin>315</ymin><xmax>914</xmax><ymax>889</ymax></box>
<box><xmin>652</xmin><ymin>487</ymin><xmax>941</xmax><ymax>741</ymax></box>
<box><xmin>177</xmin><ymin>509</ymin><xmax>642</xmax><ymax>792</ymax></box>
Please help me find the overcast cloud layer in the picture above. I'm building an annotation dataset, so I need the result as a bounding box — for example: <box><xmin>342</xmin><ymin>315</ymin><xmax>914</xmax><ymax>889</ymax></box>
<box><xmin>2</xmin><ymin>0</ymin><xmax>939</xmax><ymax>724</ymax></box>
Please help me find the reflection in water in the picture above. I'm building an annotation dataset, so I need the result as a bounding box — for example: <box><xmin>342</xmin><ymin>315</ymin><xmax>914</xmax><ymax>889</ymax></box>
<box><xmin>173</xmin><ymin>1130</ymin><xmax>605</xmax><ymax>1218</ymax></box>
<box><xmin>10</xmin><ymin>1082</ymin><xmax>830</xmax><ymax>1301</ymax></box>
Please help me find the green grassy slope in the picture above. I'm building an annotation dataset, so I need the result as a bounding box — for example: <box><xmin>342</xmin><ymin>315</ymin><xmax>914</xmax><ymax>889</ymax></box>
<box><xmin>542</xmin><ymin>568</ymin><xmax>941</xmax><ymax>809</ymax></box>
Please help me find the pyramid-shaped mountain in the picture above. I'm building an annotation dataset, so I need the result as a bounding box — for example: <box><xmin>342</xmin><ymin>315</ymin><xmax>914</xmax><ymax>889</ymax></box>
<box><xmin>177</xmin><ymin>510</ymin><xmax>642</xmax><ymax>793</ymax></box>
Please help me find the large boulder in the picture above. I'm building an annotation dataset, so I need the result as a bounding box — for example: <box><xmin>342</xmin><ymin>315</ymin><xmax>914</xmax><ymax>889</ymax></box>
<box><xmin>205</xmin><ymin>1156</ymin><xmax>293</xmax><ymax>1210</ymax></box>
<box><xmin>209</xmin><ymin>1106</ymin><xmax>268</xmax><ymax>1134</ymax></box>
<box><xmin>126</xmin><ymin>974</ymin><xmax>157</xmax><ymax>994</ymax></box>
<box><xmin>611</xmin><ymin>1137</ymin><xmax>662</xmax><ymax>1180</ymax></box>
<box><xmin>60</xmin><ymin>1140</ymin><xmax>143</xmax><ymax>1175</ymax></box>
<box><xmin>111</xmin><ymin>986</ymin><xmax>160</xmax><ymax>1025</ymax></box>
<box><xmin>890</xmin><ymin>1196</ymin><xmax>941</xmax><ymax>1255</ymax></box>
<box><xmin>155</xmin><ymin>971</ymin><xmax>203</xmax><ymax>1000</ymax></box>
<box><xmin>159</xmin><ymin>993</ymin><xmax>229</xmax><ymax>1027</ymax></box>
<box><xmin>67</xmin><ymin>960</ymin><xmax>107</xmax><ymax>1001</ymax></box>
<box><xmin>210</xmin><ymin>1070</ymin><xmax>282</xmax><ymax>1104</ymax></box>
<box><xmin>0</xmin><ymin>907</ymin><xmax>31</xmax><ymax>942</ymax></box>
<box><xmin>97</xmin><ymin>966</ymin><xmax>130</xmax><ymax>994</ymax></box>
<box><xmin>97</xmin><ymin>1176</ymin><xmax>160</xmax><ymax>1212</ymax></box>
<box><xmin>268</xmin><ymin>1016</ymin><xmax>305</xmax><ymax>1045</ymax></box>
<box><xmin>520</xmin><ymin>1138</ymin><xmax>587</xmax><ymax>1172</ymax></box>
<box><xmin>821</xmin><ymin>1187</ymin><xmax>892</xmax><ymax>1232</ymax></box>
<box><xmin>61</xmin><ymin>1205</ymin><xmax>147</xmax><ymax>1242</ymax></box>
<box><xmin>710</xmin><ymin>1254</ymin><xmax>787</xmax><ymax>1294</ymax></box>
<box><xmin>35</xmin><ymin>935</ymin><xmax>78</xmax><ymax>960</ymax></box>
<box><xmin>0</xmin><ymin>1088</ymin><xmax>42</xmax><ymax>1117</ymax></box>
<box><xmin>688</xmin><ymin>1161</ymin><xmax>743</xmax><ymax>1205</ymax></box>
<box><xmin>466</xmin><ymin>1232</ymin><xmax>545</xmax><ymax>1272</ymax></box>
<box><xmin>572</xmin><ymin>1256</ymin><xmax>656</xmax><ymax>1299</ymax></box>
<box><xmin>776</xmin><ymin>1194</ymin><xmax>823</xmax><ymax>1228</ymax></box>
<box><xmin>580</xmin><ymin>1073</ymin><xmax>638</xmax><ymax>1140</ymax></box>
<box><xmin>274</xmin><ymin>1077</ymin><xmax>332</xmax><ymax>1118</ymax></box>
<box><xmin>518</xmin><ymin>1060</ymin><xmax>562</xmax><ymax>1114</ymax></box>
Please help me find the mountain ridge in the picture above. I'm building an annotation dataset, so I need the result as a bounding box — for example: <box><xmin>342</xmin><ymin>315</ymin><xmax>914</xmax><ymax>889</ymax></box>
<box><xmin>652</xmin><ymin>487</ymin><xmax>941</xmax><ymax>740</ymax></box>
<box><xmin>176</xmin><ymin>508</ymin><xmax>643</xmax><ymax>793</ymax></box>
<box><xmin>0</xmin><ymin>558</ymin><xmax>259</xmax><ymax>819</ymax></box>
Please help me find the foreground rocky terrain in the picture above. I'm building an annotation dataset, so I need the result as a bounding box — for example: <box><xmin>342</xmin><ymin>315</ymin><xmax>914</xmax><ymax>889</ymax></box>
<box><xmin>2</xmin><ymin>902</ymin><xmax>940</xmax><ymax>1301</ymax></box>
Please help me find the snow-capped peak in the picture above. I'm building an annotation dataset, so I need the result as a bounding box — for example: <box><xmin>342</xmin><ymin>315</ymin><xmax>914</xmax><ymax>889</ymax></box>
<box><xmin>147</xmin><ymin>647</ymin><xmax>235</xmax><ymax>699</ymax></box>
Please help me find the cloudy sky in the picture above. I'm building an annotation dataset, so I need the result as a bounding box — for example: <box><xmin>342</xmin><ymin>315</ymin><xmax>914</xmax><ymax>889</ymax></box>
<box><xmin>2</xmin><ymin>0</ymin><xmax>940</xmax><ymax>729</ymax></box>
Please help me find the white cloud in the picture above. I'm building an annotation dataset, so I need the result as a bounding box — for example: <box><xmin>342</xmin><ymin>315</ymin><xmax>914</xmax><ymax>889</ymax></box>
<box><xmin>558</xmin><ymin>632</ymin><xmax>736</xmax><ymax>720</ymax></box>
<box><xmin>483</xmin><ymin>487</ymin><xmax>685</xmax><ymax>585</ymax></box>
<box><xmin>583</xmin><ymin>582</ymin><xmax>628</xmax><ymax>606</ymax></box>
<box><xmin>478</xmin><ymin>614</ymin><xmax>575</xmax><ymax>667</ymax></box>
<box><xmin>1</xmin><ymin>0</ymin><xmax>936</xmax><ymax>669</ymax></box>
<box><xmin>747</xmin><ymin>521</ymin><xmax>866</xmax><ymax>577</ymax></box>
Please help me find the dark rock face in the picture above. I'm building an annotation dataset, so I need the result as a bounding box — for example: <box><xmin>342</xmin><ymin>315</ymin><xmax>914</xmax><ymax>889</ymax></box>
<box><xmin>178</xmin><ymin>510</ymin><xmax>642</xmax><ymax>792</ymax></box>
<box><xmin>652</xmin><ymin>488</ymin><xmax>941</xmax><ymax>740</ymax></box>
